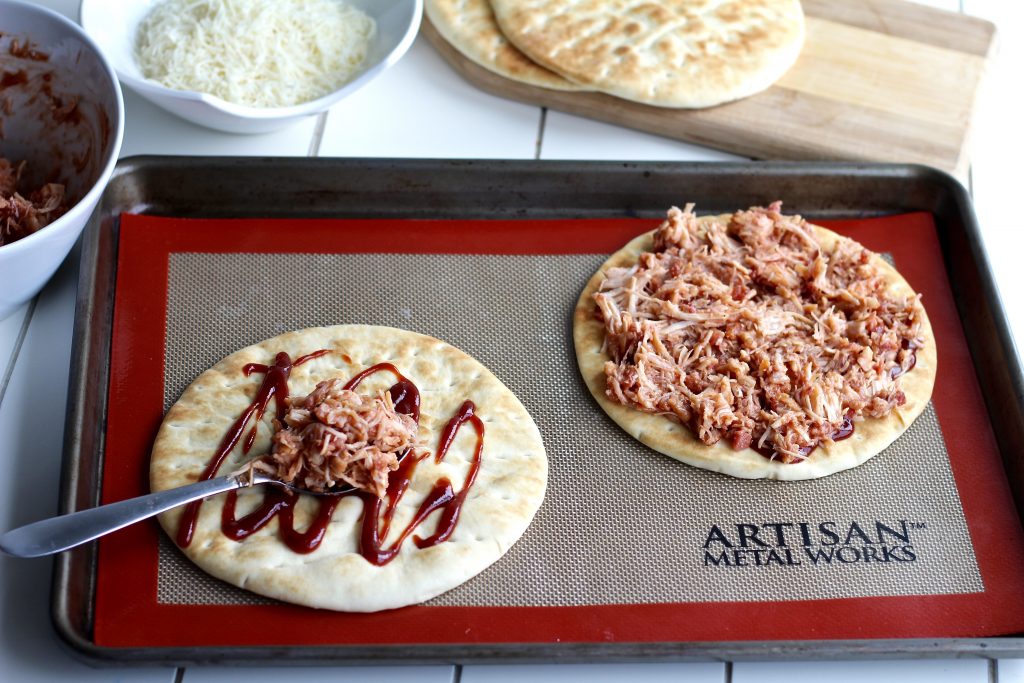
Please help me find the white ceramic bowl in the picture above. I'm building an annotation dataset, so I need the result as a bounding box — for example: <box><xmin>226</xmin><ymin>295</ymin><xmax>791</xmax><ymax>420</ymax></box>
<box><xmin>80</xmin><ymin>0</ymin><xmax>422</xmax><ymax>134</ymax></box>
<box><xmin>0</xmin><ymin>0</ymin><xmax>124</xmax><ymax>321</ymax></box>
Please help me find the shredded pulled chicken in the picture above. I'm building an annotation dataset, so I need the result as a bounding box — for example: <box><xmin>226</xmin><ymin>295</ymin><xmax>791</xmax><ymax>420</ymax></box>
<box><xmin>0</xmin><ymin>158</ymin><xmax>67</xmax><ymax>246</ymax></box>
<box><xmin>595</xmin><ymin>203</ymin><xmax>924</xmax><ymax>463</ymax></box>
<box><xmin>250</xmin><ymin>379</ymin><xmax>419</xmax><ymax>497</ymax></box>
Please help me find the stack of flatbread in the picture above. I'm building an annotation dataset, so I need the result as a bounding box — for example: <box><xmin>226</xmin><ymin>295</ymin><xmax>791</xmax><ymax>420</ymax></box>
<box><xmin>424</xmin><ymin>0</ymin><xmax>805</xmax><ymax>108</ymax></box>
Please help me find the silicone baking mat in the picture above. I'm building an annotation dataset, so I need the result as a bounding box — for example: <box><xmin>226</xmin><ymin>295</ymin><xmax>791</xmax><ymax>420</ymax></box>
<box><xmin>92</xmin><ymin>212</ymin><xmax>1024</xmax><ymax>647</ymax></box>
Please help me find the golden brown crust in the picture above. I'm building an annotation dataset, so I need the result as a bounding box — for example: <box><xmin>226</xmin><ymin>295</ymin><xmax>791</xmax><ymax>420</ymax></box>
<box><xmin>424</xmin><ymin>0</ymin><xmax>588</xmax><ymax>92</ymax></box>
<box><xmin>572</xmin><ymin>216</ymin><xmax>937</xmax><ymax>479</ymax></box>
<box><xmin>490</xmin><ymin>0</ymin><xmax>806</xmax><ymax>108</ymax></box>
<box><xmin>151</xmin><ymin>325</ymin><xmax>547</xmax><ymax>611</ymax></box>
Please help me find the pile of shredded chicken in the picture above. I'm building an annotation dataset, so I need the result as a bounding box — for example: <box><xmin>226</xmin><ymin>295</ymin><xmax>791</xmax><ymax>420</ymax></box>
<box><xmin>249</xmin><ymin>378</ymin><xmax>419</xmax><ymax>497</ymax></box>
<box><xmin>0</xmin><ymin>158</ymin><xmax>67</xmax><ymax>247</ymax></box>
<box><xmin>595</xmin><ymin>202</ymin><xmax>924</xmax><ymax>463</ymax></box>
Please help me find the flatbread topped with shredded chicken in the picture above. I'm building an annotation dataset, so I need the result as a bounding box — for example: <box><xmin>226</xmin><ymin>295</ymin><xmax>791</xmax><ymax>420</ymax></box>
<box><xmin>151</xmin><ymin>325</ymin><xmax>547</xmax><ymax>612</ymax></box>
<box><xmin>244</xmin><ymin>378</ymin><xmax>419</xmax><ymax>498</ymax></box>
<box><xmin>573</xmin><ymin>203</ymin><xmax>936</xmax><ymax>479</ymax></box>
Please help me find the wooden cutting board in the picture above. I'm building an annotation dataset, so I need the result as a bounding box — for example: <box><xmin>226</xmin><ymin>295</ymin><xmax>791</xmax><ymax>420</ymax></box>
<box><xmin>422</xmin><ymin>0</ymin><xmax>996</xmax><ymax>177</ymax></box>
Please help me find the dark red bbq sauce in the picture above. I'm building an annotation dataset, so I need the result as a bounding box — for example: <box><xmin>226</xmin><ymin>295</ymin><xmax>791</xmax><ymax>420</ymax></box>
<box><xmin>175</xmin><ymin>349</ymin><xmax>328</xmax><ymax>548</ymax></box>
<box><xmin>345</xmin><ymin>362</ymin><xmax>421</xmax><ymax>422</ymax></box>
<box><xmin>0</xmin><ymin>70</ymin><xmax>27</xmax><ymax>88</ymax></box>
<box><xmin>176</xmin><ymin>357</ymin><xmax>482</xmax><ymax>563</ymax></box>
<box><xmin>415</xmin><ymin>402</ymin><xmax>484</xmax><ymax>549</ymax></box>
<box><xmin>832</xmin><ymin>414</ymin><xmax>855</xmax><ymax>441</ymax></box>
<box><xmin>221</xmin><ymin>486</ymin><xmax>342</xmax><ymax>554</ymax></box>
<box><xmin>890</xmin><ymin>350</ymin><xmax>918</xmax><ymax>379</ymax></box>
<box><xmin>359</xmin><ymin>400</ymin><xmax>484</xmax><ymax>565</ymax></box>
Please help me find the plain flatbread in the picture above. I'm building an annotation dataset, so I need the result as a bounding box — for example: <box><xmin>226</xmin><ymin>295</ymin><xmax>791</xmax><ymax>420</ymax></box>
<box><xmin>573</xmin><ymin>215</ymin><xmax>937</xmax><ymax>479</ymax></box>
<box><xmin>490</xmin><ymin>0</ymin><xmax>805</xmax><ymax>108</ymax></box>
<box><xmin>150</xmin><ymin>325</ymin><xmax>547</xmax><ymax>612</ymax></box>
<box><xmin>425</xmin><ymin>0</ymin><xmax>587</xmax><ymax>91</ymax></box>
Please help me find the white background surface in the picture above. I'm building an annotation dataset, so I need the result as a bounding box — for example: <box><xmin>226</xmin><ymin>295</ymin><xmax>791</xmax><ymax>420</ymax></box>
<box><xmin>1</xmin><ymin>0</ymin><xmax>1022</xmax><ymax>681</ymax></box>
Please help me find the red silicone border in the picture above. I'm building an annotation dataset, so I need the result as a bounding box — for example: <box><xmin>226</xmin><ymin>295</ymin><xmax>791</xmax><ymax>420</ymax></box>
<box><xmin>93</xmin><ymin>213</ymin><xmax>1024</xmax><ymax>647</ymax></box>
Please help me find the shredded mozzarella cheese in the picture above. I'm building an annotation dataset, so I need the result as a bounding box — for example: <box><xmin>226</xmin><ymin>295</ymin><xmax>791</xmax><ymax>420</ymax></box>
<box><xmin>135</xmin><ymin>0</ymin><xmax>376</xmax><ymax>108</ymax></box>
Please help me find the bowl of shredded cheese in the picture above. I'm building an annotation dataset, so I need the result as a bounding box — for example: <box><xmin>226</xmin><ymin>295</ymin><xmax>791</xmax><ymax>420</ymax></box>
<box><xmin>79</xmin><ymin>0</ymin><xmax>422</xmax><ymax>133</ymax></box>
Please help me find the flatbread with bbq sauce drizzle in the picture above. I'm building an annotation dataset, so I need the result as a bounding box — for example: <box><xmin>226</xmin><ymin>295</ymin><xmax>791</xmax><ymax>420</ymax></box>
<box><xmin>573</xmin><ymin>203</ymin><xmax>936</xmax><ymax>480</ymax></box>
<box><xmin>150</xmin><ymin>325</ymin><xmax>547</xmax><ymax>612</ymax></box>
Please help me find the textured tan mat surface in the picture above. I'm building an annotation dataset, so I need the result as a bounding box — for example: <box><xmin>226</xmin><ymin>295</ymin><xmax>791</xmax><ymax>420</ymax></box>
<box><xmin>157</xmin><ymin>252</ymin><xmax>980</xmax><ymax>606</ymax></box>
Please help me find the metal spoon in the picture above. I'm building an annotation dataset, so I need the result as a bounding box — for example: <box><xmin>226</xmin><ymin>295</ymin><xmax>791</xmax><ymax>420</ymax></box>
<box><xmin>0</xmin><ymin>472</ymin><xmax>345</xmax><ymax>558</ymax></box>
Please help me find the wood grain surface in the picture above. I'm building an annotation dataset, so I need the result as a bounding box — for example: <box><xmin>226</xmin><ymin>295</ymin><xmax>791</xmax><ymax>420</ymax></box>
<box><xmin>422</xmin><ymin>0</ymin><xmax>996</xmax><ymax>177</ymax></box>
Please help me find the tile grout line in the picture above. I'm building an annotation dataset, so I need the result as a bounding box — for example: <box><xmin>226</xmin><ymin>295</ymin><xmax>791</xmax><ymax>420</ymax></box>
<box><xmin>725</xmin><ymin>660</ymin><xmax>733</xmax><ymax>683</ymax></box>
<box><xmin>307</xmin><ymin>112</ymin><xmax>329</xmax><ymax>157</ymax></box>
<box><xmin>0</xmin><ymin>297</ymin><xmax>37</xmax><ymax>412</ymax></box>
<box><xmin>990</xmin><ymin>658</ymin><xmax>999</xmax><ymax>683</ymax></box>
<box><xmin>535</xmin><ymin>107</ymin><xmax>548</xmax><ymax>160</ymax></box>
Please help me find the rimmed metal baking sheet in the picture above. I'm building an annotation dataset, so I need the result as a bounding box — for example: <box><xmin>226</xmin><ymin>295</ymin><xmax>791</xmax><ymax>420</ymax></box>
<box><xmin>52</xmin><ymin>158</ymin><xmax>1024</xmax><ymax>664</ymax></box>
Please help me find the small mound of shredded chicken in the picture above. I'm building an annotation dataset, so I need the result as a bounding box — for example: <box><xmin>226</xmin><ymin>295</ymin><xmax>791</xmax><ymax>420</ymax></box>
<box><xmin>0</xmin><ymin>158</ymin><xmax>67</xmax><ymax>247</ymax></box>
<box><xmin>596</xmin><ymin>202</ymin><xmax>924</xmax><ymax>463</ymax></box>
<box><xmin>249</xmin><ymin>378</ymin><xmax>419</xmax><ymax>497</ymax></box>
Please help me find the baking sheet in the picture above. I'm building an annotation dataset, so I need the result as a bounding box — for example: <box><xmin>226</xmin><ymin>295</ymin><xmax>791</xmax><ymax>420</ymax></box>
<box><xmin>51</xmin><ymin>158</ymin><xmax>1024</xmax><ymax>663</ymax></box>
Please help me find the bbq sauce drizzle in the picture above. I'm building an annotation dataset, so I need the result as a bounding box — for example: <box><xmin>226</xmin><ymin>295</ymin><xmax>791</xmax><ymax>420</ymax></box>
<box><xmin>176</xmin><ymin>354</ymin><xmax>484</xmax><ymax>566</ymax></box>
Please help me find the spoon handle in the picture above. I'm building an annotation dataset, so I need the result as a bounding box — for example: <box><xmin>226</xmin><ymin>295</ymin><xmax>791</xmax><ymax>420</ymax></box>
<box><xmin>0</xmin><ymin>474</ymin><xmax>251</xmax><ymax>558</ymax></box>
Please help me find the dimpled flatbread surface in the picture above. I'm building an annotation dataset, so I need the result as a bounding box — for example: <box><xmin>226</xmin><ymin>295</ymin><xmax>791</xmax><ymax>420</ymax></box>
<box><xmin>573</xmin><ymin>216</ymin><xmax>937</xmax><ymax>480</ymax></box>
<box><xmin>490</xmin><ymin>0</ymin><xmax>805</xmax><ymax>108</ymax></box>
<box><xmin>425</xmin><ymin>0</ymin><xmax>587</xmax><ymax>91</ymax></box>
<box><xmin>150</xmin><ymin>325</ymin><xmax>547</xmax><ymax>612</ymax></box>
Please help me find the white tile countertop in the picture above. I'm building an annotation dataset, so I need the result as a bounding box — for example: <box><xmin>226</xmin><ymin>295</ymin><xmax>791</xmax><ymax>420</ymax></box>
<box><xmin>2</xmin><ymin>0</ymin><xmax>1023</xmax><ymax>681</ymax></box>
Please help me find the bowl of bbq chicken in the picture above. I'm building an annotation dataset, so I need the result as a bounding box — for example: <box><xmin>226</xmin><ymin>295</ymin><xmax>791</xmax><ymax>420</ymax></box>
<box><xmin>0</xmin><ymin>0</ymin><xmax>124</xmax><ymax>320</ymax></box>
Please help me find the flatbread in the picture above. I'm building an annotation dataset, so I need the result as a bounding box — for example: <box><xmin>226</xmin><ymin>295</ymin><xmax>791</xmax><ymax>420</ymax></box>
<box><xmin>573</xmin><ymin>215</ymin><xmax>937</xmax><ymax>479</ymax></box>
<box><xmin>490</xmin><ymin>0</ymin><xmax>805</xmax><ymax>108</ymax></box>
<box><xmin>424</xmin><ymin>0</ymin><xmax>588</xmax><ymax>91</ymax></box>
<box><xmin>150</xmin><ymin>325</ymin><xmax>547</xmax><ymax>612</ymax></box>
